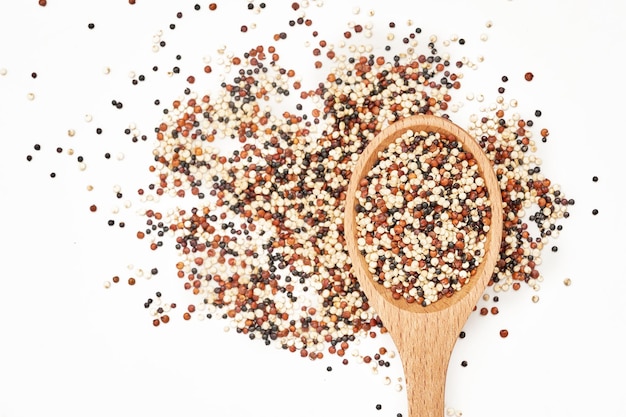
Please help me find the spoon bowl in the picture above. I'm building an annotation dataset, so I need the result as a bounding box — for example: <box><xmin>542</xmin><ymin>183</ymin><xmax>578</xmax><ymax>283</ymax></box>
<box><xmin>344</xmin><ymin>114</ymin><xmax>503</xmax><ymax>417</ymax></box>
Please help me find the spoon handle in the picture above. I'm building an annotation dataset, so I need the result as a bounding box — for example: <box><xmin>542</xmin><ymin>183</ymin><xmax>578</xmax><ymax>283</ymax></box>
<box><xmin>390</xmin><ymin>310</ymin><xmax>463</xmax><ymax>417</ymax></box>
<box><xmin>399</xmin><ymin>337</ymin><xmax>454</xmax><ymax>417</ymax></box>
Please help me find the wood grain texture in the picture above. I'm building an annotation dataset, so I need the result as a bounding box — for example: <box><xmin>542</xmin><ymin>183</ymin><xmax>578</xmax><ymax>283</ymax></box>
<box><xmin>344</xmin><ymin>114</ymin><xmax>503</xmax><ymax>417</ymax></box>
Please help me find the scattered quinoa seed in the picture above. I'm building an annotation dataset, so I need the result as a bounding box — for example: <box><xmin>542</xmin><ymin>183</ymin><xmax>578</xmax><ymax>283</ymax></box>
<box><xmin>18</xmin><ymin>4</ymin><xmax>574</xmax><ymax>398</ymax></box>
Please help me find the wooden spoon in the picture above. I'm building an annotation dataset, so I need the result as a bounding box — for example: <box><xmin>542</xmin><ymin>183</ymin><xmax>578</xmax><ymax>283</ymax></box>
<box><xmin>344</xmin><ymin>114</ymin><xmax>503</xmax><ymax>417</ymax></box>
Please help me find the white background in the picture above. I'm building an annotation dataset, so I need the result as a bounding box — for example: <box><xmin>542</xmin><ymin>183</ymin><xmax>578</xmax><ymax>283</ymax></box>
<box><xmin>1</xmin><ymin>1</ymin><xmax>625</xmax><ymax>416</ymax></box>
